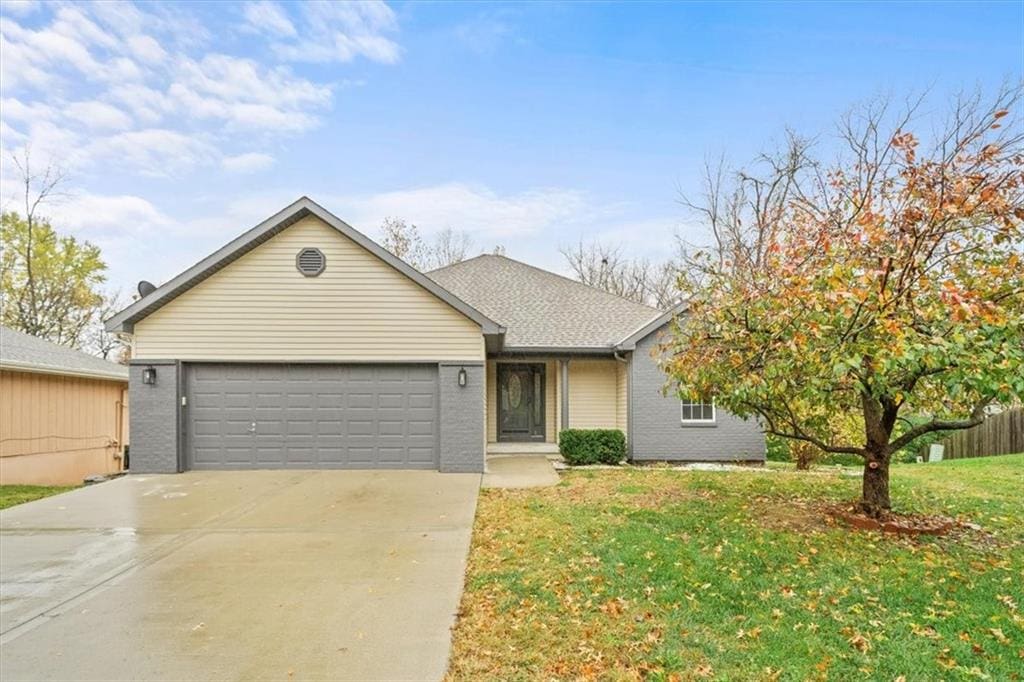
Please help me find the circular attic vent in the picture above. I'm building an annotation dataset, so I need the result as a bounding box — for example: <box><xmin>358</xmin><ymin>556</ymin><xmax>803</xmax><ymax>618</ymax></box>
<box><xmin>296</xmin><ymin>247</ymin><xmax>326</xmax><ymax>277</ymax></box>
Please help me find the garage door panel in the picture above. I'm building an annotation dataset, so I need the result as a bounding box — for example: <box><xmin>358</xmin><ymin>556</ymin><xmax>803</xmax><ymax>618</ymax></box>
<box><xmin>410</xmin><ymin>393</ymin><xmax>434</xmax><ymax>405</ymax></box>
<box><xmin>186</xmin><ymin>364</ymin><xmax>438</xmax><ymax>470</ymax></box>
<box><xmin>408</xmin><ymin>420</ymin><xmax>434</xmax><ymax>436</ymax></box>
<box><xmin>377</xmin><ymin>447</ymin><xmax>406</xmax><ymax>463</ymax></box>
<box><xmin>377</xmin><ymin>393</ymin><xmax>405</xmax><ymax>409</ymax></box>
<box><xmin>315</xmin><ymin>419</ymin><xmax>343</xmax><ymax>436</ymax></box>
<box><xmin>316</xmin><ymin>394</ymin><xmax>345</xmax><ymax>409</ymax></box>
<box><xmin>347</xmin><ymin>393</ymin><xmax>374</xmax><ymax>409</ymax></box>
<box><xmin>409</xmin><ymin>447</ymin><xmax>436</xmax><ymax>463</ymax></box>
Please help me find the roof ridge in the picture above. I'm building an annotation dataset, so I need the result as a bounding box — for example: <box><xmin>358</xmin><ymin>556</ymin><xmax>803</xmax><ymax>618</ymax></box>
<box><xmin>425</xmin><ymin>252</ymin><xmax>490</xmax><ymax>275</ymax></box>
<box><xmin>447</xmin><ymin>253</ymin><xmax>662</xmax><ymax>313</ymax></box>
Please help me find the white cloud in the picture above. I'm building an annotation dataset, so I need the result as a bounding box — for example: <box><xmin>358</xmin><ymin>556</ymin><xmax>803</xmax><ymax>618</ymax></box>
<box><xmin>167</xmin><ymin>53</ymin><xmax>330</xmax><ymax>132</ymax></box>
<box><xmin>46</xmin><ymin>191</ymin><xmax>177</xmax><ymax>235</ymax></box>
<box><xmin>0</xmin><ymin>1</ymin><xmax>379</xmax><ymax>180</ymax></box>
<box><xmin>65</xmin><ymin>100</ymin><xmax>134</xmax><ymax>131</ymax></box>
<box><xmin>106</xmin><ymin>84</ymin><xmax>172</xmax><ymax>124</ymax></box>
<box><xmin>222</xmin><ymin>152</ymin><xmax>275</xmax><ymax>174</ymax></box>
<box><xmin>330</xmin><ymin>182</ymin><xmax>591</xmax><ymax>239</ymax></box>
<box><xmin>0</xmin><ymin>119</ymin><xmax>26</xmax><ymax>145</ymax></box>
<box><xmin>1</xmin><ymin>0</ymin><xmax>38</xmax><ymax>17</ymax></box>
<box><xmin>0</xmin><ymin>97</ymin><xmax>57</xmax><ymax>123</ymax></box>
<box><xmin>0</xmin><ymin>31</ymin><xmax>53</xmax><ymax>91</ymax></box>
<box><xmin>81</xmin><ymin>129</ymin><xmax>217</xmax><ymax>176</ymax></box>
<box><xmin>126</xmin><ymin>34</ymin><xmax>167</xmax><ymax>64</ymax></box>
<box><xmin>1</xmin><ymin>120</ymin><xmax>79</xmax><ymax>169</ymax></box>
<box><xmin>259</xmin><ymin>0</ymin><xmax>401</xmax><ymax>64</ymax></box>
<box><xmin>242</xmin><ymin>1</ymin><xmax>297</xmax><ymax>38</ymax></box>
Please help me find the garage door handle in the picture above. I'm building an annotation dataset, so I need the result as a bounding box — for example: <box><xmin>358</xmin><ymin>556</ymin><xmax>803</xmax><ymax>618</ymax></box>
<box><xmin>248</xmin><ymin>422</ymin><xmax>256</xmax><ymax>434</ymax></box>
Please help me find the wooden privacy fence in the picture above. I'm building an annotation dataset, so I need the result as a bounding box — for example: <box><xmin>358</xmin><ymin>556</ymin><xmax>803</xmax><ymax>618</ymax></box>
<box><xmin>922</xmin><ymin>407</ymin><xmax>1024</xmax><ymax>460</ymax></box>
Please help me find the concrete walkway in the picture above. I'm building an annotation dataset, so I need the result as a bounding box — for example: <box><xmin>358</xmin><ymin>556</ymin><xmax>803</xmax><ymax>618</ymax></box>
<box><xmin>482</xmin><ymin>455</ymin><xmax>560</xmax><ymax>489</ymax></box>
<box><xmin>0</xmin><ymin>470</ymin><xmax>480</xmax><ymax>681</ymax></box>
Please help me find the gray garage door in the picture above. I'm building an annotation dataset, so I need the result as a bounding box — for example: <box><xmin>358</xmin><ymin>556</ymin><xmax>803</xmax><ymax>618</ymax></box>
<box><xmin>185</xmin><ymin>364</ymin><xmax>438</xmax><ymax>470</ymax></box>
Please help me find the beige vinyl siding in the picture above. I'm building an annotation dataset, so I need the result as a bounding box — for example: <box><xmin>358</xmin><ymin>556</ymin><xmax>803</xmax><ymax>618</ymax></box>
<box><xmin>616</xmin><ymin>359</ymin><xmax>628</xmax><ymax>436</ymax></box>
<box><xmin>486</xmin><ymin>359</ymin><xmax>557</xmax><ymax>443</ymax></box>
<box><xmin>1</xmin><ymin>369</ymin><xmax>127</xmax><ymax>485</ymax></box>
<box><xmin>133</xmin><ymin>216</ymin><xmax>484</xmax><ymax>362</ymax></box>
<box><xmin>567</xmin><ymin>359</ymin><xmax>618</xmax><ymax>430</ymax></box>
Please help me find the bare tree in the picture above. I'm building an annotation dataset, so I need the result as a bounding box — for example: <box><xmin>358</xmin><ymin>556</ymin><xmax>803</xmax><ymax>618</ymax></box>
<box><xmin>84</xmin><ymin>291</ymin><xmax>131</xmax><ymax>363</ymax></box>
<box><xmin>379</xmin><ymin>218</ymin><xmax>475</xmax><ymax>270</ymax></box>
<box><xmin>678</xmin><ymin>132</ymin><xmax>814</xmax><ymax>286</ymax></box>
<box><xmin>646</xmin><ymin>260</ymin><xmax>684</xmax><ymax>310</ymax></box>
<box><xmin>379</xmin><ymin>217</ymin><xmax>428</xmax><ymax>268</ymax></box>
<box><xmin>430</xmin><ymin>227</ymin><xmax>473</xmax><ymax>268</ymax></box>
<box><xmin>560</xmin><ymin>240</ymin><xmax>684</xmax><ymax>308</ymax></box>
<box><xmin>5</xmin><ymin>147</ymin><xmax>68</xmax><ymax>330</ymax></box>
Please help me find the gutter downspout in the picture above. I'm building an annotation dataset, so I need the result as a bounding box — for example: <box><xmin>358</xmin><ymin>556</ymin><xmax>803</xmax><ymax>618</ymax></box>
<box><xmin>614</xmin><ymin>352</ymin><xmax>630</xmax><ymax>459</ymax></box>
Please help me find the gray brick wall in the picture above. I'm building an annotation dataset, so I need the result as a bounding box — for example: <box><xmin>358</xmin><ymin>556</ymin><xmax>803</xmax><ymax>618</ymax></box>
<box><xmin>128</xmin><ymin>361</ymin><xmax>180</xmax><ymax>473</ymax></box>
<box><xmin>438</xmin><ymin>363</ymin><xmax>485</xmax><ymax>473</ymax></box>
<box><xmin>630</xmin><ymin>330</ymin><xmax>765</xmax><ymax>462</ymax></box>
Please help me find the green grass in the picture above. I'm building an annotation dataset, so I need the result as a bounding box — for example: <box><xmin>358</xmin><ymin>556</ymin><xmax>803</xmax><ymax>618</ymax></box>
<box><xmin>448</xmin><ymin>455</ymin><xmax>1024</xmax><ymax>681</ymax></box>
<box><xmin>0</xmin><ymin>484</ymin><xmax>78</xmax><ymax>510</ymax></box>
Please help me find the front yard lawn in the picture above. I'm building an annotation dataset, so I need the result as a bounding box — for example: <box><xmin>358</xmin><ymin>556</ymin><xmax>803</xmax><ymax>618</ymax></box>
<box><xmin>448</xmin><ymin>455</ymin><xmax>1023</xmax><ymax>680</ymax></box>
<box><xmin>0</xmin><ymin>484</ymin><xmax>78</xmax><ymax>510</ymax></box>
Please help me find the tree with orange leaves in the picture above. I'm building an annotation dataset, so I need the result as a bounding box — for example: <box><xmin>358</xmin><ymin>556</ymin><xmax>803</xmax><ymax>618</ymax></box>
<box><xmin>664</xmin><ymin>88</ymin><xmax>1024</xmax><ymax>517</ymax></box>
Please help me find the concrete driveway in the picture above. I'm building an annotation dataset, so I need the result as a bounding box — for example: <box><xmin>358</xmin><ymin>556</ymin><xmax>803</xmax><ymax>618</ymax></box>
<box><xmin>0</xmin><ymin>470</ymin><xmax>480</xmax><ymax>681</ymax></box>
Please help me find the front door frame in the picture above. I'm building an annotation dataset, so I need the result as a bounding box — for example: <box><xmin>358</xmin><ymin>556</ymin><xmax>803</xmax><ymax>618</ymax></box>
<box><xmin>496</xmin><ymin>362</ymin><xmax>546</xmax><ymax>442</ymax></box>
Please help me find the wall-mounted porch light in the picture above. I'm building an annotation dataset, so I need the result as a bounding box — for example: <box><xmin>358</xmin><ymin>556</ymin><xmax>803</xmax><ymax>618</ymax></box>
<box><xmin>142</xmin><ymin>366</ymin><xmax>157</xmax><ymax>385</ymax></box>
<box><xmin>458</xmin><ymin>367</ymin><xmax>467</xmax><ymax>388</ymax></box>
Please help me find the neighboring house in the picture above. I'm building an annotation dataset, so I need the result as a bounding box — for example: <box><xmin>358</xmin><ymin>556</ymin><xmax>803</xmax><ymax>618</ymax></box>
<box><xmin>0</xmin><ymin>326</ymin><xmax>129</xmax><ymax>485</ymax></box>
<box><xmin>105</xmin><ymin>197</ymin><xmax>763</xmax><ymax>474</ymax></box>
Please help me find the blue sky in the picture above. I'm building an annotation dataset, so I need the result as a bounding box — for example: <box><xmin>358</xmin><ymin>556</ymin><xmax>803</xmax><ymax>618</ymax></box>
<box><xmin>1</xmin><ymin>0</ymin><xmax>1021</xmax><ymax>296</ymax></box>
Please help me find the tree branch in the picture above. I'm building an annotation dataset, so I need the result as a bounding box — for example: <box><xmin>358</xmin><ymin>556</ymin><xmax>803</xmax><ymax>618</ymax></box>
<box><xmin>888</xmin><ymin>401</ymin><xmax>990</xmax><ymax>451</ymax></box>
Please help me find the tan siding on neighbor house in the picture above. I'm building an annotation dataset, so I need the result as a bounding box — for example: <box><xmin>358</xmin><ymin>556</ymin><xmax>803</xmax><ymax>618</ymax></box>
<box><xmin>0</xmin><ymin>369</ymin><xmax>127</xmax><ymax>485</ymax></box>
<box><xmin>567</xmin><ymin>359</ymin><xmax>618</xmax><ymax>430</ymax></box>
<box><xmin>616</xmin><ymin>360</ymin><xmax>628</xmax><ymax>436</ymax></box>
<box><xmin>133</xmin><ymin>216</ymin><xmax>484</xmax><ymax>362</ymax></box>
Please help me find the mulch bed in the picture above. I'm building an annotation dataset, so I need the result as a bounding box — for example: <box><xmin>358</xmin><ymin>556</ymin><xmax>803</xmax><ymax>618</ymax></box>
<box><xmin>826</xmin><ymin>503</ymin><xmax>956</xmax><ymax>536</ymax></box>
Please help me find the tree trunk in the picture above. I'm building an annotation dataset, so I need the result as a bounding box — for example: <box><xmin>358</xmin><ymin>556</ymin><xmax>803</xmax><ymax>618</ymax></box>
<box><xmin>792</xmin><ymin>441</ymin><xmax>816</xmax><ymax>470</ymax></box>
<box><xmin>859</xmin><ymin>390</ymin><xmax>897</xmax><ymax>518</ymax></box>
<box><xmin>859</xmin><ymin>450</ymin><xmax>891</xmax><ymax>518</ymax></box>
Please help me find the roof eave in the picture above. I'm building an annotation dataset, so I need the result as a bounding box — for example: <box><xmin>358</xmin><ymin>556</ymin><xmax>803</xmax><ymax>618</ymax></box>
<box><xmin>496</xmin><ymin>345</ymin><xmax>622</xmax><ymax>356</ymax></box>
<box><xmin>0</xmin><ymin>360</ymin><xmax>128</xmax><ymax>383</ymax></box>
<box><xmin>614</xmin><ymin>300</ymin><xmax>690</xmax><ymax>351</ymax></box>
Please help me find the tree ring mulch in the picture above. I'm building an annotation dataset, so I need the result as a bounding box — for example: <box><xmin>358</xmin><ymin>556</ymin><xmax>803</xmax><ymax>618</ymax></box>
<box><xmin>826</xmin><ymin>503</ymin><xmax>956</xmax><ymax>536</ymax></box>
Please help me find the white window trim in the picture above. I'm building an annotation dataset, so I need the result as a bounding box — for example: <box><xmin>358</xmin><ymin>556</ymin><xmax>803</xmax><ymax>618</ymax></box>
<box><xmin>680</xmin><ymin>398</ymin><xmax>716</xmax><ymax>424</ymax></box>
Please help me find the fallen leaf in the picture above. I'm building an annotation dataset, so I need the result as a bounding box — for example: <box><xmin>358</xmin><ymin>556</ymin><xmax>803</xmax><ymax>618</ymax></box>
<box><xmin>693</xmin><ymin>664</ymin><xmax>713</xmax><ymax>678</ymax></box>
<box><xmin>847</xmin><ymin>632</ymin><xmax>871</xmax><ymax>652</ymax></box>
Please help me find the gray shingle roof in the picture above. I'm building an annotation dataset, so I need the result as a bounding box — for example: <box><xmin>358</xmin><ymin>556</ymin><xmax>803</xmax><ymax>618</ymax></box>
<box><xmin>0</xmin><ymin>326</ymin><xmax>128</xmax><ymax>382</ymax></box>
<box><xmin>427</xmin><ymin>255</ymin><xmax>662</xmax><ymax>350</ymax></box>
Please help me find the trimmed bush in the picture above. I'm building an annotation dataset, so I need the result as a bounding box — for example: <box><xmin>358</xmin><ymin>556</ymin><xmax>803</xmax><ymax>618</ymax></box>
<box><xmin>559</xmin><ymin>429</ymin><xmax>626</xmax><ymax>465</ymax></box>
